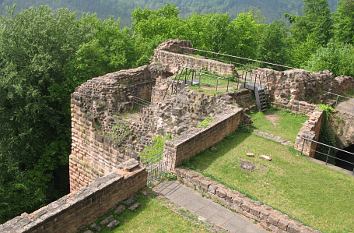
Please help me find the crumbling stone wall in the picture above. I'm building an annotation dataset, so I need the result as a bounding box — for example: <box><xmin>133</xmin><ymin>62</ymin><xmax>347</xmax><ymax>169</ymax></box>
<box><xmin>252</xmin><ymin>68</ymin><xmax>354</xmax><ymax>114</ymax></box>
<box><xmin>294</xmin><ymin>110</ymin><xmax>324</xmax><ymax>157</ymax></box>
<box><xmin>330</xmin><ymin>111</ymin><xmax>354</xmax><ymax>148</ymax></box>
<box><xmin>176</xmin><ymin>168</ymin><xmax>320</xmax><ymax>233</ymax></box>
<box><xmin>0</xmin><ymin>163</ymin><xmax>147</xmax><ymax>233</ymax></box>
<box><xmin>163</xmin><ymin>107</ymin><xmax>243</xmax><ymax>169</ymax></box>
<box><xmin>154</xmin><ymin>40</ymin><xmax>235</xmax><ymax>77</ymax></box>
<box><xmin>70</xmin><ymin>66</ymin><xmax>154</xmax><ymax>192</ymax></box>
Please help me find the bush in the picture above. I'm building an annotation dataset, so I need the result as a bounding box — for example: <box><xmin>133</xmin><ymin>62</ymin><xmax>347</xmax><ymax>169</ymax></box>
<box><xmin>306</xmin><ymin>43</ymin><xmax>354</xmax><ymax>76</ymax></box>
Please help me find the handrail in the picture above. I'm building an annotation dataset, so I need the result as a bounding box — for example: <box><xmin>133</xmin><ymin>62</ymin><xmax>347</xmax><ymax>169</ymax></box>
<box><xmin>301</xmin><ymin>136</ymin><xmax>354</xmax><ymax>156</ymax></box>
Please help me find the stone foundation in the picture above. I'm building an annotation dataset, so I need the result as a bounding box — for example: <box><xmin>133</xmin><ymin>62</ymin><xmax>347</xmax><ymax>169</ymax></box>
<box><xmin>0</xmin><ymin>163</ymin><xmax>147</xmax><ymax>233</ymax></box>
<box><xmin>176</xmin><ymin>168</ymin><xmax>320</xmax><ymax>233</ymax></box>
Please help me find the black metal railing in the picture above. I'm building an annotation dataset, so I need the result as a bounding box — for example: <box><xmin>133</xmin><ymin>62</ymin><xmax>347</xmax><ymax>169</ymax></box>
<box><xmin>301</xmin><ymin>137</ymin><xmax>354</xmax><ymax>174</ymax></box>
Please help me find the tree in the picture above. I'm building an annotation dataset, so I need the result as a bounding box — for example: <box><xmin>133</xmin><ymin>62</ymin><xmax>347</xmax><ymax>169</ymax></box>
<box><xmin>333</xmin><ymin>0</ymin><xmax>354</xmax><ymax>44</ymax></box>
<box><xmin>303</xmin><ymin>0</ymin><xmax>333</xmax><ymax>45</ymax></box>
<box><xmin>306</xmin><ymin>42</ymin><xmax>354</xmax><ymax>76</ymax></box>
<box><xmin>183</xmin><ymin>13</ymin><xmax>230</xmax><ymax>52</ymax></box>
<box><xmin>258</xmin><ymin>21</ymin><xmax>290</xmax><ymax>66</ymax></box>
<box><xmin>0</xmin><ymin>6</ymin><xmax>92</xmax><ymax>222</ymax></box>
<box><xmin>223</xmin><ymin>12</ymin><xmax>263</xmax><ymax>59</ymax></box>
<box><xmin>132</xmin><ymin>4</ymin><xmax>184</xmax><ymax>65</ymax></box>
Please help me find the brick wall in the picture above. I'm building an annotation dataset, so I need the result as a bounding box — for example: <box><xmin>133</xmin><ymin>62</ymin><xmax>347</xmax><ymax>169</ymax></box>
<box><xmin>176</xmin><ymin>168</ymin><xmax>320</xmax><ymax>233</ymax></box>
<box><xmin>163</xmin><ymin>108</ymin><xmax>243</xmax><ymax>169</ymax></box>
<box><xmin>0</xmin><ymin>166</ymin><xmax>147</xmax><ymax>233</ymax></box>
<box><xmin>70</xmin><ymin>66</ymin><xmax>154</xmax><ymax>192</ymax></box>
<box><xmin>294</xmin><ymin>110</ymin><xmax>324</xmax><ymax>157</ymax></box>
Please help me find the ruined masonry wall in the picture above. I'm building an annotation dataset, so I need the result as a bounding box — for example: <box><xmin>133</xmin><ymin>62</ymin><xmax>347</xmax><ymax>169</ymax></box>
<box><xmin>294</xmin><ymin>110</ymin><xmax>324</xmax><ymax>157</ymax></box>
<box><xmin>154</xmin><ymin>50</ymin><xmax>235</xmax><ymax>77</ymax></box>
<box><xmin>70</xmin><ymin>66</ymin><xmax>154</xmax><ymax>192</ymax></box>
<box><xmin>0</xmin><ymin>167</ymin><xmax>147</xmax><ymax>233</ymax></box>
<box><xmin>176</xmin><ymin>168</ymin><xmax>320</xmax><ymax>233</ymax></box>
<box><xmin>164</xmin><ymin>108</ymin><xmax>243</xmax><ymax>168</ymax></box>
<box><xmin>252</xmin><ymin>68</ymin><xmax>354</xmax><ymax>114</ymax></box>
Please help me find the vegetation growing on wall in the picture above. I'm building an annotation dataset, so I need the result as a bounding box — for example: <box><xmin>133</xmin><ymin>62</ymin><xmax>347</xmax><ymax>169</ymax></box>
<box><xmin>139</xmin><ymin>135</ymin><xmax>171</xmax><ymax>164</ymax></box>
<box><xmin>0</xmin><ymin>0</ymin><xmax>353</xmax><ymax>223</ymax></box>
<box><xmin>197</xmin><ymin>116</ymin><xmax>214</xmax><ymax>129</ymax></box>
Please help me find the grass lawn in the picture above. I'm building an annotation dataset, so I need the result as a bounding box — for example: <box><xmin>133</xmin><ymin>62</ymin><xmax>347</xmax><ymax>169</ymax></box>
<box><xmin>184</xmin><ymin>129</ymin><xmax>354</xmax><ymax>233</ymax></box>
<box><xmin>250</xmin><ymin>108</ymin><xmax>308</xmax><ymax>142</ymax></box>
<box><xmin>102</xmin><ymin>194</ymin><xmax>210</xmax><ymax>233</ymax></box>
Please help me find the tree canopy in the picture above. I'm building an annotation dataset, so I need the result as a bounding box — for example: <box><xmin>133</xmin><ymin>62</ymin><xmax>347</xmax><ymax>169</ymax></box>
<box><xmin>0</xmin><ymin>1</ymin><xmax>353</xmax><ymax>223</ymax></box>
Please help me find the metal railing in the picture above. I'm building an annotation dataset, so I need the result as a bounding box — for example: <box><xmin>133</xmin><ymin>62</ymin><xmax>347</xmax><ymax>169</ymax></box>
<box><xmin>301</xmin><ymin>137</ymin><xmax>354</xmax><ymax>174</ymax></box>
<box><xmin>325</xmin><ymin>92</ymin><xmax>352</xmax><ymax>107</ymax></box>
<box><xmin>145</xmin><ymin>158</ymin><xmax>171</xmax><ymax>187</ymax></box>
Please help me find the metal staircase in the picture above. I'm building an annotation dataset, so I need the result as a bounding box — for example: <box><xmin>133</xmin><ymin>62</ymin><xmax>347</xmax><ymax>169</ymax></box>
<box><xmin>244</xmin><ymin>82</ymin><xmax>270</xmax><ymax>112</ymax></box>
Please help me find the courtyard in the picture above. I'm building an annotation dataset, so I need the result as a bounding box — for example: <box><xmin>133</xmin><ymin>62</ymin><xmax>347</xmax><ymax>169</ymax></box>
<box><xmin>183</xmin><ymin>127</ymin><xmax>354</xmax><ymax>233</ymax></box>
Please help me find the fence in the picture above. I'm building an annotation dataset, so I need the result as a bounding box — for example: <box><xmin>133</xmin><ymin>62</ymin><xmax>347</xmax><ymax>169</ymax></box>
<box><xmin>325</xmin><ymin>92</ymin><xmax>352</xmax><ymax>107</ymax></box>
<box><xmin>145</xmin><ymin>159</ymin><xmax>172</xmax><ymax>187</ymax></box>
<box><xmin>300</xmin><ymin>137</ymin><xmax>354</xmax><ymax>174</ymax></box>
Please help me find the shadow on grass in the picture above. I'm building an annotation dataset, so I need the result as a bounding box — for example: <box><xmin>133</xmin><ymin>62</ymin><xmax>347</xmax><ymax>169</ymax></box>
<box><xmin>182</xmin><ymin>126</ymin><xmax>254</xmax><ymax>172</ymax></box>
<box><xmin>100</xmin><ymin>194</ymin><xmax>153</xmax><ymax>233</ymax></box>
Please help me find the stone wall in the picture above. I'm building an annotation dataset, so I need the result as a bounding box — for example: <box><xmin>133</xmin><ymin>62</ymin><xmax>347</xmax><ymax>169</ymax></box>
<box><xmin>163</xmin><ymin>108</ymin><xmax>243</xmax><ymax>169</ymax></box>
<box><xmin>176</xmin><ymin>168</ymin><xmax>320</xmax><ymax>233</ymax></box>
<box><xmin>294</xmin><ymin>110</ymin><xmax>324</xmax><ymax>157</ymax></box>
<box><xmin>0</xmin><ymin>163</ymin><xmax>147</xmax><ymax>233</ymax></box>
<box><xmin>225</xmin><ymin>89</ymin><xmax>256</xmax><ymax>109</ymax></box>
<box><xmin>70</xmin><ymin>66</ymin><xmax>154</xmax><ymax>192</ymax></box>
<box><xmin>330</xmin><ymin>111</ymin><xmax>354</xmax><ymax>148</ymax></box>
<box><xmin>153</xmin><ymin>39</ymin><xmax>235</xmax><ymax>77</ymax></box>
<box><xmin>251</xmin><ymin>68</ymin><xmax>354</xmax><ymax>110</ymax></box>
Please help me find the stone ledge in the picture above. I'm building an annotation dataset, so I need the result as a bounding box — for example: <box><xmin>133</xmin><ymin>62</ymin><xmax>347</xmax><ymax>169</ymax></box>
<box><xmin>175</xmin><ymin>168</ymin><xmax>321</xmax><ymax>233</ymax></box>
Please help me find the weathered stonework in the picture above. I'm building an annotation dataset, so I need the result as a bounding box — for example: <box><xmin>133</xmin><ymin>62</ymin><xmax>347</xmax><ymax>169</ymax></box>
<box><xmin>154</xmin><ymin>39</ymin><xmax>236</xmax><ymax>77</ymax></box>
<box><xmin>176</xmin><ymin>168</ymin><xmax>321</xmax><ymax>233</ymax></box>
<box><xmin>294</xmin><ymin>110</ymin><xmax>324</xmax><ymax>157</ymax></box>
<box><xmin>163</xmin><ymin>107</ymin><xmax>243</xmax><ymax>169</ymax></box>
<box><xmin>330</xmin><ymin>111</ymin><xmax>354</xmax><ymax>148</ymax></box>
<box><xmin>69</xmin><ymin>66</ymin><xmax>155</xmax><ymax>192</ymax></box>
<box><xmin>252</xmin><ymin>68</ymin><xmax>354</xmax><ymax>115</ymax></box>
<box><xmin>0</xmin><ymin>164</ymin><xmax>147</xmax><ymax>233</ymax></box>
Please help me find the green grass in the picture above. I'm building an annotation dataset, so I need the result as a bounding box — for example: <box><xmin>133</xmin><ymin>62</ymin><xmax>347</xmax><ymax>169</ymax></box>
<box><xmin>184</xmin><ymin>130</ymin><xmax>354</xmax><ymax>233</ymax></box>
<box><xmin>250</xmin><ymin>108</ymin><xmax>308</xmax><ymax>142</ymax></box>
<box><xmin>140</xmin><ymin>135</ymin><xmax>171</xmax><ymax>164</ymax></box>
<box><xmin>103</xmin><ymin>194</ymin><xmax>210</xmax><ymax>233</ymax></box>
<box><xmin>177</xmin><ymin>70</ymin><xmax>239</xmax><ymax>95</ymax></box>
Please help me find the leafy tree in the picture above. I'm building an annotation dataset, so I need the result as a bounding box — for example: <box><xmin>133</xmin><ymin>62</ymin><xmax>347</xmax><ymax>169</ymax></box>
<box><xmin>258</xmin><ymin>21</ymin><xmax>290</xmax><ymax>66</ymax></box>
<box><xmin>183</xmin><ymin>13</ymin><xmax>230</xmax><ymax>52</ymax></box>
<box><xmin>132</xmin><ymin>4</ymin><xmax>184</xmax><ymax>65</ymax></box>
<box><xmin>333</xmin><ymin>0</ymin><xmax>354</xmax><ymax>44</ymax></box>
<box><xmin>70</xmin><ymin>16</ymin><xmax>137</xmax><ymax>85</ymax></box>
<box><xmin>306</xmin><ymin>43</ymin><xmax>354</xmax><ymax>76</ymax></box>
<box><xmin>0</xmin><ymin>6</ymin><xmax>92</xmax><ymax>222</ymax></box>
<box><xmin>223</xmin><ymin>12</ymin><xmax>263</xmax><ymax>59</ymax></box>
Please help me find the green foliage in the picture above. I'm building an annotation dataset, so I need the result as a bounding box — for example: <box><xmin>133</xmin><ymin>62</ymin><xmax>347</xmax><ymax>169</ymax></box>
<box><xmin>106</xmin><ymin>121</ymin><xmax>131</xmax><ymax>146</ymax></box>
<box><xmin>333</xmin><ymin>0</ymin><xmax>354</xmax><ymax>44</ymax></box>
<box><xmin>306</xmin><ymin>43</ymin><xmax>354</xmax><ymax>76</ymax></box>
<box><xmin>318</xmin><ymin>105</ymin><xmax>337</xmax><ymax>148</ymax></box>
<box><xmin>0</xmin><ymin>0</ymin><xmax>353</xmax><ymax>224</ymax></box>
<box><xmin>140</xmin><ymin>135</ymin><xmax>171</xmax><ymax>164</ymax></box>
<box><xmin>197</xmin><ymin>116</ymin><xmax>214</xmax><ymax>129</ymax></box>
<box><xmin>319</xmin><ymin>104</ymin><xmax>335</xmax><ymax>113</ymax></box>
<box><xmin>258</xmin><ymin>21</ymin><xmax>289</xmax><ymax>65</ymax></box>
